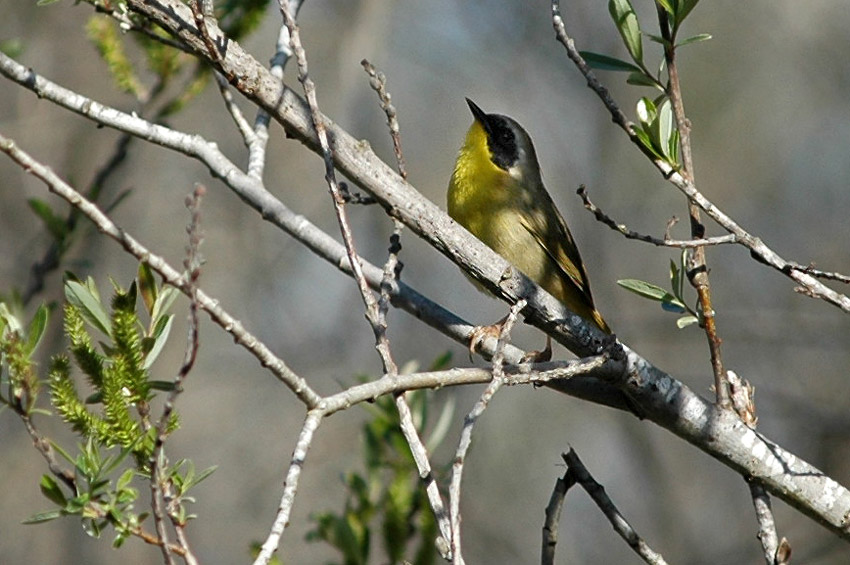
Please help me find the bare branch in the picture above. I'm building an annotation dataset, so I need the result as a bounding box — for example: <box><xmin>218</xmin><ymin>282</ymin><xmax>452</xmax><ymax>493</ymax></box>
<box><xmin>253</xmin><ymin>410</ymin><xmax>324</xmax><ymax>565</ymax></box>
<box><xmin>578</xmin><ymin>185</ymin><xmax>738</xmax><ymax>248</ymax></box>
<box><xmin>449</xmin><ymin>300</ymin><xmax>525</xmax><ymax>564</ymax></box>
<box><xmin>361</xmin><ymin>59</ymin><xmax>408</xmax><ymax>179</ymax></box>
<box><xmin>541</xmin><ymin>469</ymin><xmax>574</xmax><ymax>565</ymax></box>
<box><xmin>563</xmin><ymin>449</ymin><xmax>669</xmax><ymax>565</ymax></box>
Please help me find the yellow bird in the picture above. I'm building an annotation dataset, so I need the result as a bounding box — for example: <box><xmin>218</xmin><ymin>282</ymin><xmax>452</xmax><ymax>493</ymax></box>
<box><xmin>447</xmin><ymin>98</ymin><xmax>610</xmax><ymax>355</ymax></box>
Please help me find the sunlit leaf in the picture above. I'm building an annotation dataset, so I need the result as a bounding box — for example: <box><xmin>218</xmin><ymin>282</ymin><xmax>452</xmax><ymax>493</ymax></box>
<box><xmin>608</xmin><ymin>0</ymin><xmax>643</xmax><ymax>64</ymax></box>
<box><xmin>65</xmin><ymin>280</ymin><xmax>111</xmax><ymax>337</ymax></box>
<box><xmin>677</xmin><ymin>33</ymin><xmax>712</xmax><ymax>48</ymax></box>
<box><xmin>617</xmin><ymin>279</ymin><xmax>669</xmax><ymax>301</ymax></box>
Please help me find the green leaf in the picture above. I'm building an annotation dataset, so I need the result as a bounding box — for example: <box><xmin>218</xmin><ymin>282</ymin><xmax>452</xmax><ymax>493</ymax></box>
<box><xmin>669</xmin><ymin>259</ymin><xmax>682</xmax><ymax>299</ymax></box>
<box><xmin>644</xmin><ymin>33</ymin><xmax>671</xmax><ymax>48</ymax></box>
<box><xmin>116</xmin><ymin>468</ymin><xmax>135</xmax><ymax>492</ymax></box>
<box><xmin>636</xmin><ymin>97</ymin><xmax>657</xmax><ymax>127</ymax></box>
<box><xmin>667</xmin><ymin>128</ymin><xmax>680</xmax><ymax>165</ymax></box>
<box><xmin>661</xmin><ymin>298</ymin><xmax>687</xmax><ymax>313</ymax></box>
<box><xmin>142</xmin><ymin>314</ymin><xmax>172</xmax><ymax>369</ymax></box>
<box><xmin>608</xmin><ymin>0</ymin><xmax>643</xmax><ymax>64</ymax></box>
<box><xmin>633</xmin><ymin>128</ymin><xmax>663</xmax><ymax>160</ymax></box>
<box><xmin>137</xmin><ymin>263</ymin><xmax>157</xmax><ymax>316</ymax></box>
<box><xmin>677</xmin><ymin>315</ymin><xmax>700</xmax><ymax>328</ymax></box>
<box><xmin>40</xmin><ymin>475</ymin><xmax>68</xmax><ymax>506</ymax></box>
<box><xmin>579</xmin><ymin>51</ymin><xmax>641</xmax><ymax>73</ymax></box>
<box><xmin>65</xmin><ymin>279</ymin><xmax>111</xmax><ymax>337</ymax></box>
<box><xmin>23</xmin><ymin>510</ymin><xmax>62</xmax><ymax>524</ymax></box>
<box><xmin>28</xmin><ymin>199</ymin><xmax>67</xmax><ymax>241</ymax></box>
<box><xmin>677</xmin><ymin>33</ymin><xmax>712</xmax><ymax>48</ymax></box>
<box><xmin>24</xmin><ymin>303</ymin><xmax>49</xmax><ymax>357</ymax></box>
<box><xmin>626</xmin><ymin>71</ymin><xmax>662</xmax><ymax>89</ymax></box>
<box><xmin>151</xmin><ymin>286</ymin><xmax>179</xmax><ymax>324</ymax></box>
<box><xmin>675</xmin><ymin>0</ymin><xmax>700</xmax><ymax>27</ymax></box>
<box><xmin>652</xmin><ymin>98</ymin><xmax>675</xmax><ymax>161</ymax></box>
<box><xmin>617</xmin><ymin>279</ymin><xmax>669</xmax><ymax>301</ymax></box>
<box><xmin>36</xmin><ymin>0</ymin><xmax>62</xmax><ymax>5</ymax></box>
<box><xmin>655</xmin><ymin>0</ymin><xmax>675</xmax><ymax>15</ymax></box>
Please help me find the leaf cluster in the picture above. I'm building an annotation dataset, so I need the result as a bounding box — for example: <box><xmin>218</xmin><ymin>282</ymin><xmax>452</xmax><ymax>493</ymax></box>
<box><xmin>50</xmin><ymin>268</ymin><xmax>177</xmax><ymax>466</ymax></box>
<box><xmin>618</xmin><ymin>250</ymin><xmax>700</xmax><ymax>328</ymax></box>
<box><xmin>16</xmin><ymin>265</ymin><xmax>214</xmax><ymax>547</ymax></box>
<box><xmin>581</xmin><ymin>0</ymin><xmax>710</xmax><ymax>167</ymax></box>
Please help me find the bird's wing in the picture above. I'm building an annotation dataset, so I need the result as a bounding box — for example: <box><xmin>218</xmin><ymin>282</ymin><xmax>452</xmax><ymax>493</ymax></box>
<box><xmin>520</xmin><ymin>203</ymin><xmax>594</xmax><ymax>303</ymax></box>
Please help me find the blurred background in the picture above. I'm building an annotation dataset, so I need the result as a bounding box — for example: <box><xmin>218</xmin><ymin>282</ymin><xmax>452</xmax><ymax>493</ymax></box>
<box><xmin>2</xmin><ymin>0</ymin><xmax>850</xmax><ymax>563</ymax></box>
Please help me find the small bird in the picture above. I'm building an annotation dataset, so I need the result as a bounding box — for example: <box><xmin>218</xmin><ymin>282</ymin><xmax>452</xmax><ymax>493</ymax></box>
<box><xmin>447</xmin><ymin>98</ymin><xmax>610</xmax><ymax>356</ymax></box>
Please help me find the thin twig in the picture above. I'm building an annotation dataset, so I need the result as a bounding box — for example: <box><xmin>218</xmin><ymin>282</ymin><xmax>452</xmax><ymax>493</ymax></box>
<box><xmin>361</xmin><ymin>59</ymin><xmax>407</xmax><ymax>179</ymax></box>
<box><xmin>541</xmin><ymin>469</ymin><xmax>575</xmax><ymax>565</ymax></box>
<box><xmin>578</xmin><ymin>185</ymin><xmax>737</xmax><ymax>248</ymax></box>
<box><xmin>249</xmin><ymin>0</ymin><xmax>303</xmax><ymax>180</ymax></box>
<box><xmin>215</xmin><ymin>73</ymin><xmax>258</xmax><ymax>146</ymax></box>
<box><xmin>252</xmin><ymin>410</ymin><xmax>323</xmax><ymax>565</ymax></box>
<box><xmin>149</xmin><ymin>185</ymin><xmax>205</xmax><ymax>565</ymax></box>
<box><xmin>563</xmin><ymin>449</ymin><xmax>669</xmax><ymax>565</ymax></box>
<box><xmin>449</xmin><ymin>300</ymin><xmax>526</xmax><ymax>565</ymax></box>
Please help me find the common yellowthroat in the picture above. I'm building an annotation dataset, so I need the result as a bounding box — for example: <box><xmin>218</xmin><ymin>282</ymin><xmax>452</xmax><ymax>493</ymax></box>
<box><xmin>447</xmin><ymin>99</ymin><xmax>611</xmax><ymax>340</ymax></box>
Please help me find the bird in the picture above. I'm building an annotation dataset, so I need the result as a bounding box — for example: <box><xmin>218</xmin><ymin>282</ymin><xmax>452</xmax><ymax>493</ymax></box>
<box><xmin>447</xmin><ymin>98</ymin><xmax>610</xmax><ymax>358</ymax></box>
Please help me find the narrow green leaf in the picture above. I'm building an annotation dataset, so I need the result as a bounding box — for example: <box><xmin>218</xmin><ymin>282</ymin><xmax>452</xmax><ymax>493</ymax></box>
<box><xmin>23</xmin><ymin>510</ymin><xmax>63</xmax><ymax>524</ymax></box>
<box><xmin>669</xmin><ymin>259</ymin><xmax>682</xmax><ymax>297</ymax></box>
<box><xmin>677</xmin><ymin>33</ymin><xmax>712</xmax><ymax>48</ymax></box>
<box><xmin>579</xmin><ymin>51</ymin><xmax>641</xmax><ymax>73</ymax></box>
<box><xmin>39</xmin><ymin>475</ymin><xmax>67</xmax><ymax>506</ymax></box>
<box><xmin>137</xmin><ymin>263</ymin><xmax>157</xmax><ymax>316</ymax></box>
<box><xmin>675</xmin><ymin>0</ymin><xmax>700</xmax><ymax>27</ymax></box>
<box><xmin>668</xmin><ymin>128</ymin><xmax>680</xmax><ymax>165</ymax></box>
<box><xmin>661</xmin><ymin>299</ymin><xmax>687</xmax><ymax>313</ymax></box>
<box><xmin>633</xmin><ymin>128</ymin><xmax>663</xmax><ymax>160</ymax></box>
<box><xmin>151</xmin><ymin>286</ymin><xmax>179</xmax><ymax>324</ymax></box>
<box><xmin>36</xmin><ymin>0</ymin><xmax>63</xmax><ymax>5</ymax></box>
<box><xmin>617</xmin><ymin>279</ymin><xmax>669</xmax><ymax>301</ymax></box>
<box><xmin>28</xmin><ymin>199</ymin><xmax>67</xmax><ymax>241</ymax></box>
<box><xmin>677</xmin><ymin>315</ymin><xmax>700</xmax><ymax>328</ymax></box>
<box><xmin>626</xmin><ymin>71</ymin><xmax>662</xmax><ymax>89</ymax></box>
<box><xmin>652</xmin><ymin>98</ymin><xmax>675</xmax><ymax>161</ymax></box>
<box><xmin>655</xmin><ymin>0</ymin><xmax>675</xmax><ymax>15</ymax></box>
<box><xmin>65</xmin><ymin>280</ymin><xmax>111</xmax><ymax>337</ymax></box>
<box><xmin>24</xmin><ymin>303</ymin><xmax>49</xmax><ymax>356</ymax></box>
<box><xmin>644</xmin><ymin>33</ymin><xmax>671</xmax><ymax>48</ymax></box>
<box><xmin>143</xmin><ymin>315</ymin><xmax>173</xmax><ymax>369</ymax></box>
<box><xmin>608</xmin><ymin>0</ymin><xmax>643</xmax><ymax>64</ymax></box>
<box><xmin>116</xmin><ymin>468</ymin><xmax>135</xmax><ymax>492</ymax></box>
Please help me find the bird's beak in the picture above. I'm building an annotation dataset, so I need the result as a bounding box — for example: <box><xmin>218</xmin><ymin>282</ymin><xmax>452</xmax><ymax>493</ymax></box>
<box><xmin>466</xmin><ymin>98</ymin><xmax>488</xmax><ymax>124</ymax></box>
<box><xmin>466</xmin><ymin>98</ymin><xmax>492</xmax><ymax>135</ymax></box>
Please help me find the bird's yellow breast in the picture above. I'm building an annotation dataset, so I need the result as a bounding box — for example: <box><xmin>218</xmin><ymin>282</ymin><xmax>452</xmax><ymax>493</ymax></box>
<box><xmin>447</xmin><ymin>121</ymin><xmax>548</xmax><ymax>282</ymax></box>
